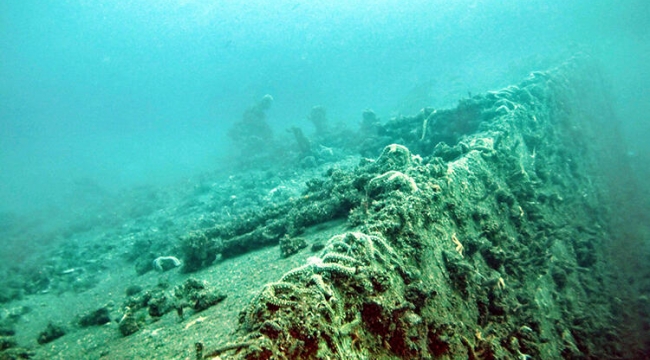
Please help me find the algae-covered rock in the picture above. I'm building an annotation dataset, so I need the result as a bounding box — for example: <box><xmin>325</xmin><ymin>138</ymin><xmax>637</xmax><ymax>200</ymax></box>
<box><xmin>367</xmin><ymin>170</ymin><xmax>419</xmax><ymax>197</ymax></box>
<box><xmin>118</xmin><ymin>310</ymin><xmax>140</xmax><ymax>337</ymax></box>
<box><xmin>180</xmin><ymin>230</ymin><xmax>222</xmax><ymax>273</ymax></box>
<box><xmin>202</xmin><ymin>56</ymin><xmax>634</xmax><ymax>359</ymax></box>
<box><xmin>179</xmin><ymin>164</ymin><xmax>366</xmax><ymax>267</ymax></box>
<box><xmin>174</xmin><ymin>278</ymin><xmax>226</xmax><ymax>312</ymax></box>
<box><xmin>78</xmin><ymin>307</ymin><xmax>111</xmax><ymax>327</ymax></box>
<box><xmin>125</xmin><ymin>284</ymin><xmax>143</xmax><ymax>297</ymax></box>
<box><xmin>375</xmin><ymin>143</ymin><xmax>414</xmax><ymax>170</ymax></box>
<box><xmin>278</xmin><ymin>235</ymin><xmax>308</xmax><ymax>258</ymax></box>
<box><xmin>37</xmin><ymin>323</ymin><xmax>65</xmax><ymax>345</ymax></box>
<box><xmin>0</xmin><ymin>335</ymin><xmax>17</xmax><ymax>351</ymax></box>
<box><xmin>229</xmin><ymin>228</ymin><xmax>432</xmax><ymax>359</ymax></box>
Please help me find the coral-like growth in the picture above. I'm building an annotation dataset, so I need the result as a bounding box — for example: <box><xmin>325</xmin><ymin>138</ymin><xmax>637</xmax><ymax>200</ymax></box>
<box><xmin>180</xmin><ymin>231</ymin><xmax>222</xmax><ymax>273</ymax></box>
<box><xmin>376</xmin><ymin>143</ymin><xmax>413</xmax><ymax>170</ymax></box>
<box><xmin>367</xmin><ymin>170</ymin><xmax>419</xmax><ymax>196</ymax></box>
<box><xmin>203</xmin><ymin>57</ymin><xmax>634</xmax><ymax>359</ymax></box>
<box><xmin>279</xmin><ymin>235</ymin><xmax>308</xmax><ymax>258</ymax></box>
<box><xmin>229</xmin><ymin>231</ymin><xmax>414</xmax><ymax>359</ymax></box>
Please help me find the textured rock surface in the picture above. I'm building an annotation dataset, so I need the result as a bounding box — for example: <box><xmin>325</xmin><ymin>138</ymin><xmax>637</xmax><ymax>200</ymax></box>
<box><xmin>205</xmin><ymin>56</ymin><xmax>636</xmax><ymax>359</ymax></box>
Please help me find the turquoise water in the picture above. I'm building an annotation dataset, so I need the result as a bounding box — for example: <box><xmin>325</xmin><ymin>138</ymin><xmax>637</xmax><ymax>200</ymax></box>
<box><xmin>1</xmin><ymin>1</ymin><xmax>650</xmax><ymax>357</ymax></box>
<box><xmin>1</xmin><ymin>0</ymin><xmax>648</xmax><ymax>214</ymax></box>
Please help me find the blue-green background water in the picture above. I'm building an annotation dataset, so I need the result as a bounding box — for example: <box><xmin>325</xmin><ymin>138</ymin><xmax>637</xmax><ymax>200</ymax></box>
<box><xmin>1</xmin><ymin>0</ymin><xmax>648</xmax><ymax>215</ymax></box>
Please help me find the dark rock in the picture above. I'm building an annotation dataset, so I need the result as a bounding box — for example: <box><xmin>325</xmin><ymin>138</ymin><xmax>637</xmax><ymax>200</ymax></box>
<box><xmin>0</xmin><ymin>335</ymin><xmax>17</xmax><ymax>351</ymax></box>
<box><xmin>79</xmin><ymin>307</ymin><xmax>111</xmax><ymax>327</ymax></box>
<box><xmin>37</xmin><ymin>323</ymin><xmax>65</xmax><ymax>345</ymax></box>
<box><xmin>125</xmin><ymin>284</ymin><xmax>143</xmax><ymax>297</ymax></box>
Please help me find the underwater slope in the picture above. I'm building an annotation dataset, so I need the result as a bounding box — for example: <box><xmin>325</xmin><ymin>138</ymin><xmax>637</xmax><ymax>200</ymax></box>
<box><xmin>199</xmin><ymin>55</ymin><xmax>637</xmax><ymax>359</ymax></box>
<box><xmin>1</xmin><ymin>54</ymin><xmax>642</xmax><ymax>359</ymax></box>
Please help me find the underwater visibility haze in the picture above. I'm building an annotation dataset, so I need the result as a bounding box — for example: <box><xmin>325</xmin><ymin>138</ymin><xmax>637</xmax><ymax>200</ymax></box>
<box><xmin>2</xmin><ymin>0</ymin><xmax>647</xmax><ymax>215</ymax></box>
<box><xmin>1</xmin><ymin>0</ymin><xmax>649</xmax><ymax>358</ymax></box>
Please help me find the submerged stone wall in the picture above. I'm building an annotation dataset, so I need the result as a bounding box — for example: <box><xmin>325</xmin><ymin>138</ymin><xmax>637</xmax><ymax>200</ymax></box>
<box><xmin>204</xmin><ymin>55</ymin><xmax>635</xmax><ymax>359</ymax></box>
